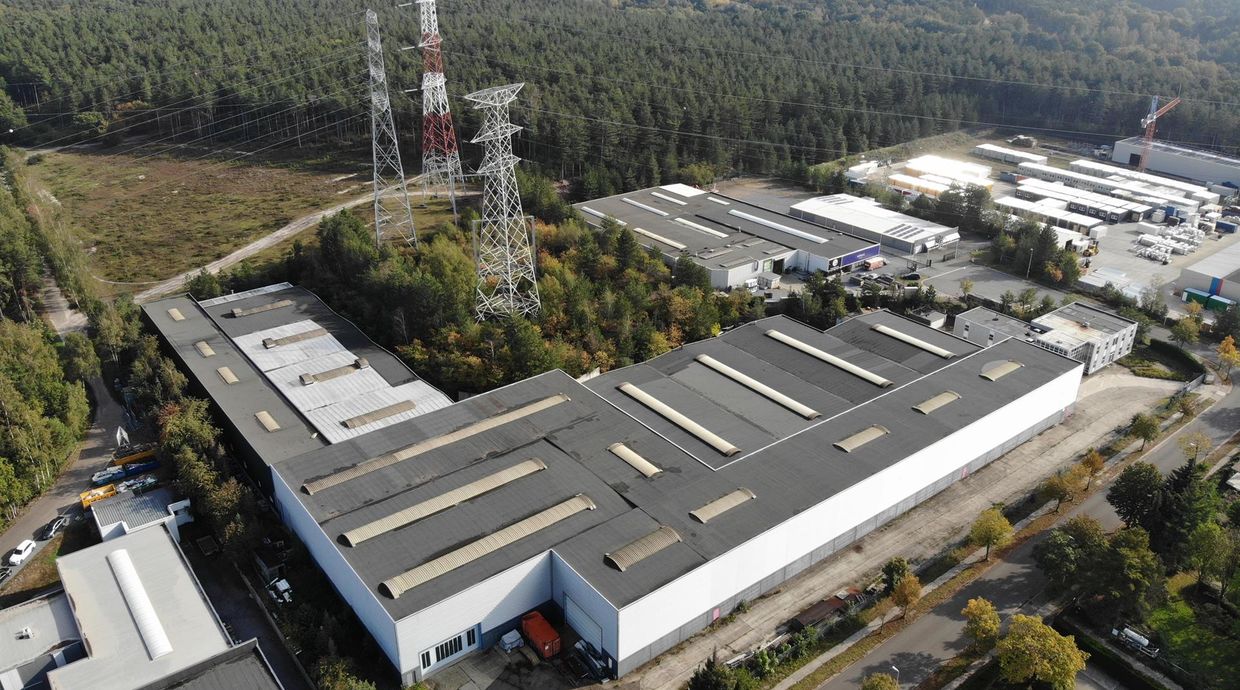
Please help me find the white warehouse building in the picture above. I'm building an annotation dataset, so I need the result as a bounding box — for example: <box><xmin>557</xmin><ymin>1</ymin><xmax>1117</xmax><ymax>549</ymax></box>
<box><xmin>144</xmin><ymin>290</ymin><xmax>1084</xmax><ymax>686</ymax></box>
<box><xmin>1113</xmin><ymin>137</ymin><xmax>1240</xmax><ymax>189</ymax></box>
<box><xmin>789</xmin><ymin>194</ymin><xmax>960</xmax><ymax>254</ymax></box>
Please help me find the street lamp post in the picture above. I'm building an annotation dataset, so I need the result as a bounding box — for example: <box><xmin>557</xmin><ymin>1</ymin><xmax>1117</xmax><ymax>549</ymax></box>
<box><xmin>891</xmin><ymin>664</ymin><xmax>901</xmax><ymax>687</ymax></box>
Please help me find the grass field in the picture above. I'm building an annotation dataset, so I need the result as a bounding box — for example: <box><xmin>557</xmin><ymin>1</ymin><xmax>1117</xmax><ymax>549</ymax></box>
<box><xmin>24</xmin><ymin>150</ymin><xmax>364</xmax><ymax>284</ymax></box>
<box><xmin>1146</xmin><ymin>573</ymin><xmax>1240</xmax><ymax>688</ymax></box>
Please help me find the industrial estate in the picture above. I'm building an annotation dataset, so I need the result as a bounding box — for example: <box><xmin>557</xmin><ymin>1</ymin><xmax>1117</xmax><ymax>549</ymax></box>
<box><xmin>8</xmin><ymin>3</ymin><xmax>1240</xmax><ymax>690</ymax></box>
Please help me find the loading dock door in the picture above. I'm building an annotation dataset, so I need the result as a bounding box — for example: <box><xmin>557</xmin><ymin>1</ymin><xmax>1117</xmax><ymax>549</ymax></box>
<box><xmin>565</xmin><ymin>595</ymin><xmax>603</xmax><ymax>651</ymax></box>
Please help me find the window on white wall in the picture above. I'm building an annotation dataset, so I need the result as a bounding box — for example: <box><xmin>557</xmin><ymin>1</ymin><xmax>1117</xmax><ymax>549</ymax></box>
<box><xmin>420</xmin><ymin>626</ymin><xmax>480</xmax><ymax>672</ymax></box>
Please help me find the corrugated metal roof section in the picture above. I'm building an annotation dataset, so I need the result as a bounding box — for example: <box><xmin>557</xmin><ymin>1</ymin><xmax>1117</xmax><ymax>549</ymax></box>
<box><xmin>197</xmin><ymin>282</ymin><xmax>293</xmax><ymax>307</ymax></box>
<box><xmin>216</xmin><ymin>366</ymin><xmax>239</xmax><ymax>385</ymax></box>
<box><xmin>607</xmin><ymin>442</ymin><xmax>662</xmax><ymax>478</ymax></box>
<box><xmin>604</xmin><ymin>526</ymin><xmax>682</xmax><ymax>571</ymax></box>
<box><xmin>231</xmin><ymin>299</ymin><xmax>294</xmax><ymax>318</ymax></box>
<box><xmin>833</xmin><ymin>425</ymin><xmax>889</xmax><ymax>453</ymax></box>
<box><xmin>980</xmin><ymin>360</ymin><xmax>1024</xmax><ymax>381</ymax></box>
<box><xmin>264</xmin><ymin>327</ymin><xmax>329</xmax><ymax>349</ymax></box>
<box><xmin>302</xmin><ymin>394</ymin><xmax>571</xmax><ymax>494</ymax></box>
<box><xmin>380</xmin><ymin>494</ymin><xmax>597</xmax><ymax>599</ymax></box>
<box><xmin>194</xmin><ymin>341</ymin><xmax>215</xmax><ymax>357</ymax></box>
<box><xmin>913</xmin><ymin>391</ymin><xmax>961</xmax><ymax>415</ymax></box>
<box><xmin>689</xmin><ymin>488</ymin><xmax>756</xmax><ymax>524</ymax></box>
<box><xmin>255</xmin><ymin>410</ymin><xmax>281</xmax><ymax>432</ymax></box>
<box><xmin>342</xmin><ymin>400</ymin><xmax>418</xmax><ymax>428</ymax></box>
<box><xmin>167</xmin><ymin>308</ymin><xmax>186</xmax><ymax>322</ymax></box>
<box><xmin>871</xmin><ymin>324</ymin><xmax>955</xmax><ymax>359</ymax></box>
<box><xmin>616</xmin><ymin>382</ymin><xmax>741</xmax><ymax>456</ymax></box>
<box><xmin>233</xmin><ymin>320</ymin><xmax>345</xmax><ymax>372</ymax></box>
<box><xmin>106</xmin><ymin>549</ymin><xmax>174</xmax><ymax>659</ymax></box>
<box><xmin>694</xmin><ymin>354</ymin><xmax>821</xmax><ymax>419</ymax></box>
<box><xmin>300</xmin><ymin>357</ymin><xmax>368</xmax><ymax>385</ymax></box>
<box><xmin>341</xmin><ymin>458</ymin><xmax>549</xmax><ymax>547</ymax></box>
<box><xmin>764</xmin><ymin>329</ymin><xmax>894</xmax><ymax>387</ymax></box>
<box><xmin>300</xmin><ymin>381</ymin><xmax>452</xmax><ymax>444</ymax></box>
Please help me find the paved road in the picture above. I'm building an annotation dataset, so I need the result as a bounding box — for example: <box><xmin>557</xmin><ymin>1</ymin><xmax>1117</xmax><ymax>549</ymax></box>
<box><xmin>132</xmin><ymin>192</ymin><xmax>375</xmax><ymax>303</ymax></box>
<box><xmin>817</xmin><ymin>382</ymin><xmax>1240</xmax><ymax>689</ymax></box>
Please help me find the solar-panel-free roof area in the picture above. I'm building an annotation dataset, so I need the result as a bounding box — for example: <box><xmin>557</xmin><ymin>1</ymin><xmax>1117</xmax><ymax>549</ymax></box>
<box><xmin>266</xmin><ymin>310</ymin><xmax>1079</xmax><ymax>614</ymax></box>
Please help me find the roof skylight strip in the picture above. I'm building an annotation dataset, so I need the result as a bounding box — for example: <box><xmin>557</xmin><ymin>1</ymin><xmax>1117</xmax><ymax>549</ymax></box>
<box><xmin>694</xmin><ymin>354</ymin><xmax>820</xmax><ymax>419</ymax></box>
<box><xmin>871</xmin><ymin>324</ymin><xmax>956</xmax><ymax>358</ymax></box>
<box><xmin>616</xmin><ymin>383</ymin><xmax>741</xmax><ymax>456</ymax></box>
<box><xmin>764</xmin><ymin>330</ymin><xmax>893</xmax><ymax>387</ymax></box>
<box><xmin>728</xmin><ymin>209</ymin><xmax>827</xmax><ymax>244</ymax></box>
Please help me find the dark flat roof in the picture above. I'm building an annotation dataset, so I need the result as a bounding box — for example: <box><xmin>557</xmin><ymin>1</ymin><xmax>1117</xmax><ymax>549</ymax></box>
<box><xmin>266</xmin><ymin>310</ymin><xmax>1080</xmax><ymax>613</ymax></box>
<box><xmin>575</xmin><ymin>186</ymin><xmax>877</xmax><ymax>265</ymax></box>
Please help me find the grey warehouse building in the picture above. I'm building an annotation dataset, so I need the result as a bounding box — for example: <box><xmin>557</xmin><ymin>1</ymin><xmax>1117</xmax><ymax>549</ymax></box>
<box><xmin>145</xmin><ymin>284</ymin><xmax>1084</xmax><ymax>685</ymax></box>
<box><xmin>575</xmin><ymin>184</ymin><xmax>880</xmax><ymax>289</ymax></box>
<box><xmin>789</xmin><ymin>194</ymin><xmax>960</xmax><ymax>255</ymax></box>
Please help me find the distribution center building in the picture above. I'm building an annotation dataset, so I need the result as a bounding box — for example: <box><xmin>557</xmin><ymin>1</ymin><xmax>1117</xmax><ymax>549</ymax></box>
<box><xmin>574</xmin><ymin>184</ymin><xmax>880</xmax><ymax>289</ymax></box>
<box><xmin>145</xmin><ymin>287</ymin><xmax>1084</xmax><ymax>686</ymax></box>
<box><xmin>788</xmin><ymin>194</ymin><xmax>960</xmax><ymax>254</ymax></box>
<box><xmin>1112</xmin><ymin>137</ymin><xmax>1240</xmax><ymax>188</ymax></box>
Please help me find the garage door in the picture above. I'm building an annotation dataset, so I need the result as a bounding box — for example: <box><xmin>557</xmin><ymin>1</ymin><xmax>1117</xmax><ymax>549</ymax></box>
<box><xmin>565</xmin><ymin>595</ymin><xmax>603</xmax><ymax>651</ymax></box>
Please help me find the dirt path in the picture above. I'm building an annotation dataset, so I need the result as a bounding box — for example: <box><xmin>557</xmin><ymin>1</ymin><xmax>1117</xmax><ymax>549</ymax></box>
<box><xmin>132</xmin><ymin>192</ymin><xmax>375</xmax><ymax>304</ymax></box>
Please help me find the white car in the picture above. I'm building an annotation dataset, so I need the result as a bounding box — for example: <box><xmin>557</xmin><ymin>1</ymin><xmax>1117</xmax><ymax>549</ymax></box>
<box><xmin>8</xmin><ymin>539</ymin><xmax>36</xmax><ymax>566</ymax></box>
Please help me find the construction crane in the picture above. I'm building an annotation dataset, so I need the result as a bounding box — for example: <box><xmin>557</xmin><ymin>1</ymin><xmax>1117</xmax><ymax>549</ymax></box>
<box><xmin>1137</xmin><ymin>95</ymin><xmax>1181</xmax><ymax>172</ymax></box>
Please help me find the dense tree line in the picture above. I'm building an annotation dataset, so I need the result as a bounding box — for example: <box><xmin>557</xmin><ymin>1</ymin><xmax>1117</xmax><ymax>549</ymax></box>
<box><xmin>6</xmin><ymin>0</ymin><xmax>1240</xmax><ymax>187</ymax></box>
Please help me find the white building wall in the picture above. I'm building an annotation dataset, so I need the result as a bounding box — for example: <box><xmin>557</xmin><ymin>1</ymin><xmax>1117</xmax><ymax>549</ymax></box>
<box><xmin>394</xmin><ymin>553</ymin><xmax>552</xmax><ymax>681</ymax></box>
<box><xmin>550</xmin><ymin>553</ymin><xmax>620</xmax><ymax>661</ymax></box>
<box><xmin>613</xmin><ymin>364</ymin><xmax>1082</xmax><ymax>664</ymax></box>
<box><xmin>272</xmin><ymin>474</ymin><xmax>400</xmax><ymax>675</ymax></box>
<box><xmin>1114</xmin><ymin>139</ymin><xmax>1240</xmax><ymax>187</ymax></box>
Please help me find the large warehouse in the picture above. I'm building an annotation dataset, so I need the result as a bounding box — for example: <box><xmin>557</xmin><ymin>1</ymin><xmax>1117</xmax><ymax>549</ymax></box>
<box><xmin>789</xmin><ymin>194</ymin><xmax>960</xmax><ymax>254</ymax></box>
<box><xmin>575</xmin><ymin>184</ymin><xmax>879</xmax><ymax>289</ymax></box>
<box><xmin>146</xmin><ymin>287</ymin><xmax>1084</xmax><ymax>686</ymax></box>
<box><xmin>1113</xmin><ymin>137</ymin><xmax>1240</xmax><ymax>188</ymax></box>
<box><xmin>1179</xmin><ymin>241</ymin><xmax>1240</xmax><ymax>303</ymax></box>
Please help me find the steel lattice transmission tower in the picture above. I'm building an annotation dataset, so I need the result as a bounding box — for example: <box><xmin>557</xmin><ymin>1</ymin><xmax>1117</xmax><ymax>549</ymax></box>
<box><xmin>414</xmin><ymin>0</ymin><xmax>463</xmax><ymax>211</ymax></box>
<box><xmin>365</xmin><ymin>9</ymin><xmax>418</xmax><ymax>248</ymax></box>
<box><xmin>466</xmin><ymin>83</ymin><xmax>540</xmax><ymax>319</ymax></box>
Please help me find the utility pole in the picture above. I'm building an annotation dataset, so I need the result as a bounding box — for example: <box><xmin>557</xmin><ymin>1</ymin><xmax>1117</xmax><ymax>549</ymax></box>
<box><xmin>412</xmin><ymin>0</ymin><xmax>463</xmax><ymax>221</ymax></box>
<box><xmin>365</xmin><ymin>9</ymin><xmax>418</xmax><ymax>248</ymax></box>
<box><xmin>466</xmin><ymin>83</ymin><xmax>541</xmax><ymax>319</ymax></box>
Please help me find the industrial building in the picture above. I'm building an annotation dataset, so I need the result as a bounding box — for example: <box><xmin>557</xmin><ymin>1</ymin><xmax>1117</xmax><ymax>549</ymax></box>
<box><xmin>0</xmin><ymin>526</ymin><xmax>283</xmax><ymax>690</ymax></box>
<box><xmin>972</xmin><ymin>143</ymin><xmax>1048</xmax><ymax>166</ymax></box>
<box><xmin>145</xmin><ymin>286</ymin><xmax>1084</xmax><ymax>685</ymax></box>
<box><xmin>788</xmin><ymin>194</ymin><xmax>960</xmax><ymax>254</ymax></box>
<box><xmin>575</xmin><ymin>185</ymin><xmax>879</xmax><ymax>289</ymax></box>
<box><xmin>1113</xmin><ymin>137</ymin><xmax>1240</xmax><ymax>189</ymax></box>
<box><xmin>954</xmin><ymin>304</ymin><xmax>1135</xmax><ymax>374</ymax></box>
<box><xmin>994</xmin><ymin>196</ymin><xmax>1104</xmax><ymax>234</ymax></box>
<box><xmin>92</xmin><ymin>487</ymin><xmax>193</xmax><ymax>542</ymax></box>
<box><xmin>1068</xmin><ymin>159</ymin><xmax>1220</xmax><ymax>206</ymax></box>
<box><xmin>141</xmin><ymin>283</ymin><xmax>453</xmax><ymax>493</ymax></box>
<box><xmin>1015</xmin><ymin>178</ymin><xmax>1152</xmax><ymax>224</ymax></box>
<box><xmin>902</xmin><ymin>155</ymin><xmax>993</xmax><ymax>188</ymax></box>
<box><xmin>1179</xmin><ymin>241</ymin><xmax>1240</xmax><ymax>304</ymax></box>
<box><xmin>1016</xmin><ymin>162</ymin><xmax>1203</xmax><ymax>213</ymax></box>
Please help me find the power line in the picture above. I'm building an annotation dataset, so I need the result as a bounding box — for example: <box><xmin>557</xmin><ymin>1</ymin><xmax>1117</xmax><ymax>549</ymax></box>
<box><xmin>442</xmin><ymin>2</ymin><xmax>1240</xmax><ymax>109</ymax></box>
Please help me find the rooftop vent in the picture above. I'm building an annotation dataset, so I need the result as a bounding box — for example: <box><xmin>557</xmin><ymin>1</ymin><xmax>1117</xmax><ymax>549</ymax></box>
<box><xmin>194</xmin><ymin>341</ymin><xmax>215</xmax><ymax>358</ymax></box>
<box><xmin>340</xmin><ymin>399</ymin><xmax>417</xmax><ymax>429</ymax></box>
<box><xmin>764</xmin><ymin>330</ymin><xmax>893</xmax><ymax>387</ymax></box>
<box><xmin>694</xmin><ymin>354</ymin><xmax>820</xmax><ymax>419</ymax></box>
<box><xmin>870</xmin><ymin>324</ymin><xmax>955</xmax><ymax>358</ymax></box>
<box><xmin>912</xmin><ymin>391</ymin><xmax>961</xmax><ymax>415</ymax></box>
<box><xmin>980</xmin><ymin>360</ymin><xmax>1024</xmax><ymax>381</ymax></box>
<box><xmin>617</xmin><ymin>382</ymin><xmax>740</xmax><ymax>456</ymax></box>
<box><xmin>231</xmin><ymin>299</ymin><xmax>293</xmax><ymax>318</ymax></box>
<box><xmin>690</xmin><ymin>488</ymin><xmax>756</xmax><ymax>524</ymax></box>
<box><xmin>342</xmin><ymin>458</ymin><xmax>548</xmax><ymax>547</ymax></box>
<box><xmin>263</xmin><ymin>327</ymin><xmax>328</xmax><ymax>349</ymax></box>
<box><xmin>607</xmin><ymin>442</ymin><xmax>662</xmax><ymax>478</ymax></box>
<box><xmin>166</xmin><ymin>308</ymin><xmax>185</xmax><ymax>322</ymax></box>
<box><xmin>604</xmin><ymin>526</ymin><xmax>682</xmax><ymax>572</ymax></box>
<box><xmin>216</xmin><ymin>366</ymin><xmax>239</xmax><ymax>385</ymax></box>
<box><xmin>255</xmin><ymin>410</ymin><xmax>281</xmax><ymax>432</ymax></box>
<box><xmin>833</xmin><ymin>425</ymin><xmax>889</xmax><ymax>453</ymax></box>
<box><xmin>300</xmin><ymin>357</ymin><xmax>369</xmax><ymax>385</ymax></box>
<box><xmin>379</xmin><ymin>494</ymin><xmax>595</xmax><ymax>599</ymax></box>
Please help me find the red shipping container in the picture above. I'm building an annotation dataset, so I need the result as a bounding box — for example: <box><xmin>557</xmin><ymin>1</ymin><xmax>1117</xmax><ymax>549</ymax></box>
<box><xmin>521</xmin><ymin>611</ymin><xmax>561</xmax><ymax>659</ymax></box>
